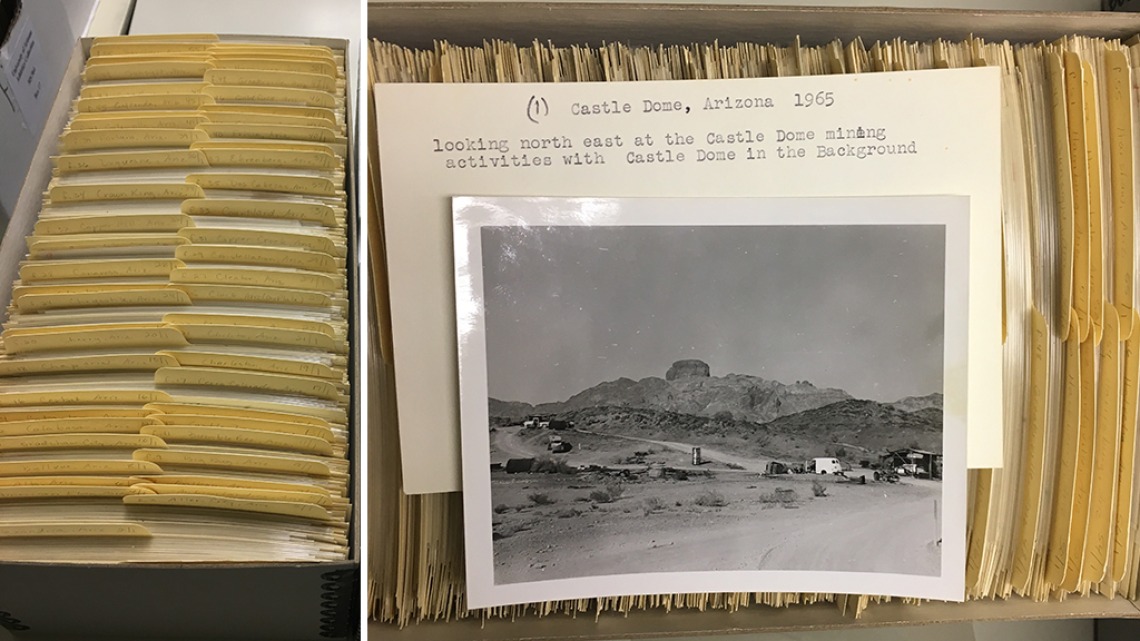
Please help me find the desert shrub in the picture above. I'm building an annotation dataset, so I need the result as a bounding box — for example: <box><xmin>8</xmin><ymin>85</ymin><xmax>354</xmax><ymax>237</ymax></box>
<box><xmin>713</xmin><ymin>410</ymin><xmax>734</xmax><ymax>422</ymax></box>
<box><xmin>812</xmin><ymin>480</ymin><xmax>828</xmax><ymax>497</ymax></box>
<box><xmin>605</xmin><ymin>483</ymin><xmax>625</xmax><ymax>500</ymax></box>
<box><xmin>528</xmin><ymin>492</ymin><xmax>555</xmax><ymax>505</ymax></box>
<box><xmin>725</xmin><ymin>462</ymin><xmax>745</xmax><ymax>470</ymax></box>
<box><xmin>493</xmin><ymin>503</ymin><xmax>510</xmax><ymax>514</ymax></box>
<box><xmin>589</xmin><ymin>489</ymin><xmax>615</xmax><ymax>503</ymax></box>
<box><xmin>694</xmin><ymin>490</ymin><xmax>727</xmax><ymax>507</ymax></box>
<box><xmin>493</xmin><ymin>522</ymin><xmax>531</xmax><ymax>540</ymax></box>
<box><xmin>532</xmin><ymin>457</ymin><xmax>576</xmax><ymax>474</ymax></box>
<box><xmin>760</xmin><ymin>488</ymin><xmax>798</xmax><ymax>507</ymax></box>
<box><xmin>555</xmin><ymin>508</ymin><xmax>582</xmax><ymax>519</ymax></box>
<box><xmin>643</xmin><ymin>497</ymin><xmax>664</xmax><ymax>515</ymax></box>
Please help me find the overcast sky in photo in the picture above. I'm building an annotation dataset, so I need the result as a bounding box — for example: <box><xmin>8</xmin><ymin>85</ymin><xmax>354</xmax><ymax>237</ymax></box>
<box><xmin>480</xmin><ymin>218</ymin><xmax>946</xmax><ymax>405</ymax></box>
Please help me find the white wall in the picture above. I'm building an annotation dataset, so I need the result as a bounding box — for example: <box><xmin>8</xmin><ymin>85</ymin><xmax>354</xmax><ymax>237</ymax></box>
<box><xmin>0</xmin><ymin>0</ymin><xmax>97</xmax><ymax>221</ymax></box>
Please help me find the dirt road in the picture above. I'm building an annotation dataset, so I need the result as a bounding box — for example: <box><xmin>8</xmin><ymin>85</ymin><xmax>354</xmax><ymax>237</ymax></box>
<box><xmin>493</xmin><ymin>474</ymin><xmax>941</xmax><ymax>583</ymax></box>
<box><xmin>491</xmin><ymin>426</ymin><xmax>538</xmax><ymax>460</ymax></box>
<box><xmin>576</xmin><ymin>429</ymin><xmax>773</xmax><ymax>473</ymax></box>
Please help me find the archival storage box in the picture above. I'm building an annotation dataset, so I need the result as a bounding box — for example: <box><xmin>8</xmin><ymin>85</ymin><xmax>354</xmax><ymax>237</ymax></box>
<box><xmin>0</xmin><ymin>34</ymin><xmax>365</xmax><ymax>641</ymax></box>
<box><xmin>367</xmin><ymin>3</ymin><xmax>1140</xmax><ymax>639</ymax></box>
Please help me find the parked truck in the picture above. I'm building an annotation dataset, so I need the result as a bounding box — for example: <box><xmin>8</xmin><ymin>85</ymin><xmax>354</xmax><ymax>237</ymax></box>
<box><xmin>805</xmin><ymin>457</ymin><xmax>843</xmax><ymax>475</ymax></box>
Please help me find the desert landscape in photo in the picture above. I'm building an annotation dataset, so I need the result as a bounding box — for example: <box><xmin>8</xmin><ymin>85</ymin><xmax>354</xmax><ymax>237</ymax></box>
<box><xmin>473</xmin><ymin>217</ymin><xmax>950</xmax><ymax>587</ymax></box>
<box><xmin>488</xmin><ymin>360</ymin><xmax>943</xmax><ymax>584</ymax></box>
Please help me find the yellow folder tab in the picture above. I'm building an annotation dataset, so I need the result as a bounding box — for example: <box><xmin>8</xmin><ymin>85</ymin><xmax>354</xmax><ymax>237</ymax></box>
<box><xmin>68</xmin><ymin>112</ymin><xmax>208</xmax><ymax>130</ymax></box>
<box><xmin>132</xmin><ymin>448</ymin><xmax>330</xmax><ymax>477</ymax></box>
<box><xmin>203</xmin><ymin>68</ymin><xmax>336</xmax><ymax>92</ymax></box>
<box><xmin>79</xmin><ymin>81</ymin><xmax>209</xmax><ymax>99</ymax></box>
<box><xmin>163</xmin><ymin>393</ymin><xmax>345</xmax><ymax>424</ymax></box>
<box><xmin>2</xmin><ymin>326</ymin><xmax>188</xmax><ymax>355</ymax></box>
<box><xmin>132</xmin><ymin>482</ymin><xmax>333</xmax><ymax>505</ymax></box>
<box><xmin>0</xmin><ymin>523</ymin><xmax>152</xmax><ymax>538</ymax></box>
<box><xmin>0</xmin><ymin>475</ymin><xmax>134</xmax><ymax>487</ymax></box>
<box><xmin>181</xmin><ymin>198</ymin><xmax>336</xmax><ymax>225</ymax></box>
<box><xmin>1063</xmin><ymin>52</ymin><xmax>1092</xmax><ymax>343</ymax></box>
<box><xmin>162</xmin><ymin>349</ymin><xmax>339</xmax><ymax>379</ymax></box>
<box><xmin>161</xmin><ymin>313</ymin><xmax>337</xmax><ymax>337</ymax></box>
<box><xmin>154</xmin><ymin>366</ymin><xmax>341</xmax><ymax>401</ymax></box>
<box><xmin>170</xmin><ymin>266</ymin><xmax>339</xmax><ymax>292</ymax></box>
<box><xmin>0</xmin><ymin>353</ymin><xmax>178</xmax><ymax>377</ymax></box>
<box><xmin>1047</xmin><ymin>314</ymin><xmax>1083</xmax><ymax>587</ymax></box>
<box><xmin>145</xmin><ymin>403</ymin><xmax>332</xmax><ymax>428</ymax></box>
<box><xmin>140</xmin><ymin>425</ymin><xmax>333</xmax><ymax>456</ymax></box>
<box><xmin>175</xmin><ymin>244</ymin><xmax>336</xmax><ymax>272</ymax></box>
<box><xmin>196</xmin><ymin>122</ymin><xmax>339</xmax><ymax>144</ymax></box>
<box><xmin>28</xmin><ymin>233</ymin><xmax>188</xmax><ymax>255</ymax></box>
<box><xmin>178</xmin><ymin>227</ymin><xmax>338</xmax><ymax>255</ymax></box>
<box><xmin>55</xmin><ymin>149</ymin><xmax>209</xmax><ymax>173</ymax></box>
<box><xmin>60</xmin><ymin>128</ymin><xmax>209</xmax><ymax>152</ymax></box>
<box><xmin>0</xmin><ymin>417</ymin><xmax>155</xmax><ymax>436</ymax></box>
<box><xmin>82</xmin><ymin>60</ymin><xmax>213</xmax><ymax>83</ymax></box>
<box><xmin>185</xmin><ymin>172</ymin><xmax>337</xmax><ymax>196</ymax></box>
<box><xmin>198</xmin><ymin>103</ymin><xmax>336</xmax><ymax>123</ymax></box>
<box><xmin>194</xmin><ymin>146</ymin><xmax>339</xmax><ymax>170</ymax></box>
<box><xmin>1106</xmin><ymin>50</ymin><xmax>1135</xmax><ymax>340</ymax></box>
<box><xmin>0</xmin><ymin>460</ymin><xmax>164</xmax><ymax>476</ymax></box>
<box><xmin>85</xmin><ymin>53</ymin><xmax>212</xmax><ymax>66</ymax></box>
<box><xmin>122</xmin><ymin>492</ymin><xmax>332</xmax><ymax>521</ymax></box>
<box><xmin>18</xmin><ymin>258</ymin><xmax>184</xmax><ymax>282</ymax></box>
<box><xmin>34</xmin><ymin>214</ymin><xmax>193</xmax><ymax>235</ymax></box>
<box><xmin>1114</xmin><ymin>309</ymin><xmax>1140</xmax><ymax>580</ymax></box>
<box><xmin>142</xmin><ymin>417</ymin><xmax>332</xmax><ymax>442</ymax></box>
<box><xmin>16</xmin><ymin>288</ymin><xmax>192</xmax><ymax>313</ymax></box>
<box><xmin>0</xmin><ymin>406</ymin><xmax>152</xmax><ymax>422</ymax></box>
<box><xmin>1048</xmin><ymin>52</ymin><xmax>1075</xmax><ymax>335</ymax></box>
<box><xmin>965</xmin><ymin>468</ymin><xmax>992</xmax><ymax>591</ymax></box>
<box><xmin>198</xmin><ymin>102</ymin><xmax>332</xmax><ymax>124</ymax></box>
<box><xmin>1011</xmin><ymin>309</ymin><xmax>1050</xmax><ymax>591</ymax></box>
<box><xmin>206</xmin><ymin>56</ymin><xmax>337</xmax><ymax>77</ymax></box>
<box><xmin>0</xmin><ymin>485</ymin><xmax>156</xmax><ymax>500</ymax></box>
<box><xmin>191</xmin><ymin>139</ymin><xmax>336</xmax><ymax>156</ymax></box>
<box><xmin>89</xmin><ymin>41</ymin><xmax>217</xmax><ymax>56</ymax></box>
<box><xmin>1080</xmin><ymin>61</ymin><xmax>1104</xmax><ymax>345</ymax></box>
<box><xmin>1061</xmin><ymin>328</ymin><xmax>1098</xmax><ymax>591</ymax></box>
<box><xmin>77</xmin><ymin>94</ymin><xmax>215</xmax><ymax>113</ymax></box>
<box><xmin>203</xmin><ymin>85</ymin><xmax>335</xmax><ymax>108</ymax></box>
<box><xmin>198</xmin><ymin>110</ymin><xmax>337</xmax><ymax>130</ymax></box>
<box><xmin>175</xmin><ymin>284</ymin><xmax>333</xmax><ymax>308</ymax></box>
<box><xmin>0</xmin><ymin>433</ymin><xmax>166</xmax><ymax>452</ymax></box>
<box><xmin>131</xmin><ymin>474</ymin><xmax>332</xmax><ymax>496</ymax></box>
<box><xmin>0</xmin><ymin>390</ymin><xmax>172</xmax><ymax>407</ymax></box>
<box><xmin>1082</xmin><ymin>303</ymin><xmax>1121</xmax><ymax>582</ymax></box>
<box><xmin>48</xmin><ymin>183</ymin><xmax>205</xmax><ymax>203</ymax></box>
<box><xmin>209</xmin><ymin>43</ymin><xmax>335</xmax><ymax>60</ymax></box>
<box><xmin>12</xmin><ymin>282</ymin><xmax>172</xmax><ymax>299</ymax></box>
<box><xmin>169</xmin><ymin>324</ymin><xmax>338</xmax><ymax>352</ymax></box>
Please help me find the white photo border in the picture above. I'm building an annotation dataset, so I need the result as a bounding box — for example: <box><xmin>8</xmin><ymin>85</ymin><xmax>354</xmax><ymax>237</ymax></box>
<box><xmin>454</xmin><ymin>195</ymin><xmax>970</xmax><ymax>608</ymax></box>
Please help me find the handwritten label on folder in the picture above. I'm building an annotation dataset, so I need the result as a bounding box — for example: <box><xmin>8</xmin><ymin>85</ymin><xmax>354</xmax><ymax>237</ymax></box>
<box><xmin>376</xmin><ymin>68</ymin><xmax>1004</xmax><ymax>494</ymax></box>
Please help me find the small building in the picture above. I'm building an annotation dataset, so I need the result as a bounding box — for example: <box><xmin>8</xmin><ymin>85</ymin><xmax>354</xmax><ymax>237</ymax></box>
<box><xmin>764</xmin><ymin>461</ymin><xmax>791</xmax><ymax>475</ymax></box>
<box><xmin>505</xmin><ymin>458</ymin><xmax>536</xmax><ymax>473</ymax></box>
<box><xmin>881</xmin><ymin>449</ymin><xmax>942</xmax><ymax>479</ymax></box>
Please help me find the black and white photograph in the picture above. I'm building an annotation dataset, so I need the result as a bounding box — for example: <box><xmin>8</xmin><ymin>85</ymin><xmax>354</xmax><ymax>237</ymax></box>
<box><xmin>454</xmin><ymin>196</ymin><xmax>969</xmax><ymax>607</ymax></box>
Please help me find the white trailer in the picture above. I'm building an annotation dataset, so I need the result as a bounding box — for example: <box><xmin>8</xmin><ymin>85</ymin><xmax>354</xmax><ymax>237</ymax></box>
<box><xmin>808</xmin><ymin>457</ymin><xmax>843</xmax><ymax>475</ymax></box>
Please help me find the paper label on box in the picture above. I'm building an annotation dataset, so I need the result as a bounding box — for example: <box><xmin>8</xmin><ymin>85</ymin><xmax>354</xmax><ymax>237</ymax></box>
<box><xmin>0</xmin><ymin>8</ymin><xmax>49</xmax><ymax>135</ymax></box>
